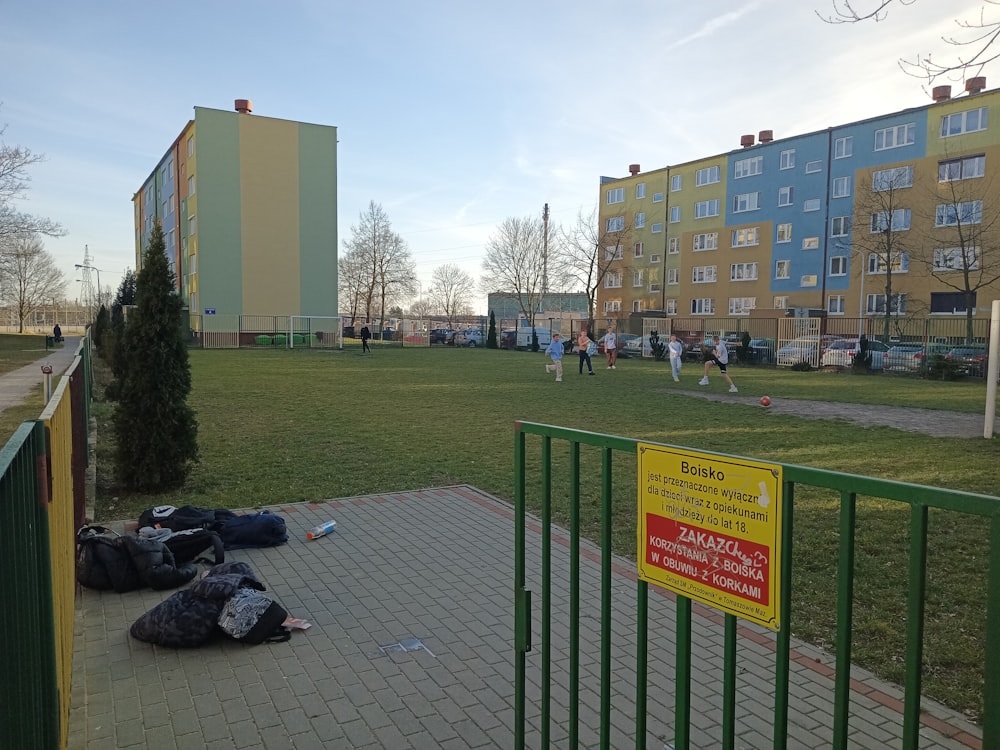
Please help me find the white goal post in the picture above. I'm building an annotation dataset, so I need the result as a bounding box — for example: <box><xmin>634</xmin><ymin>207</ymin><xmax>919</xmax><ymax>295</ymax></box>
<box><xmin>288</xmin><ymin>316</ymin><xmax>343</xmax><ymax>349</ymax></box>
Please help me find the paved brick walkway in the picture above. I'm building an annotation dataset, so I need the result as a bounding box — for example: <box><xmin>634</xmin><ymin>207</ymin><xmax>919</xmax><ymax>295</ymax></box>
<box><xmin>68</xmin><ymin>487</ymin><xmax>982</xmax><ymax>749</ymax></box>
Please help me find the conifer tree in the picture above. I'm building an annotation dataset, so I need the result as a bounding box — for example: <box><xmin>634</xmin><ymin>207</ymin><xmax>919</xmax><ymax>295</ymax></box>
<box><xmin>113</xmin><ymin>221</ymin><xmax>198</xmax><ymax>491</ymax></box>
<box><xmin>487</xmin><ymin>310</ymin><xmax>498</xmax><ymax>349</ymax></box>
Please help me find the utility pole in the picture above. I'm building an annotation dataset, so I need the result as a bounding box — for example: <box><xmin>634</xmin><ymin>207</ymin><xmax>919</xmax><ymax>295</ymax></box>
<box><xmin>542</xmin><ymin>203</ymin><xmax>549</xmax><ymax>295</ymax></box>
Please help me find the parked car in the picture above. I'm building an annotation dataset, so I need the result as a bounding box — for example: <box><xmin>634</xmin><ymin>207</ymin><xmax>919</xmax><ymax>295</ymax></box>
<box><xmin>500</xmin><ymin>327</ymin><xmax>554</xmax><ymax>350</ymax></box>
<box><xmin>429</xmin><ymin>328</ymin><xmax>455</xmax><ymax>345</ymax></box>
<box><xmin>614</xmin><ymin>334</ymin><xmax>641</xmax><ymax>358</ymax></box>
<box><xmin>884</xmin><ymin>343</ymin><xmax>952</xmax><ymax>373</ymax></box>
<box><xmin>746</xmin><ymin>338</ymin><xmax>776</xmax><ymax>364</ymax></box>
<box><xmin>946</xmin><ymin>345</ymin><xmax>988</xmax><ymax>376</ymax></box>
<box><xmin>452</xmin><ymin>329</ymin><xmax>484</xmax><ymax>347</ymax></box>
<box><xmin>776</xmin><ymin>335</ymin><xmax>844</xmax><ymax>367</ymax></box>
<box><xmin>820</xmin><ymin>338</ymin><xmax>890</xmax><ymax>370</ymax></box>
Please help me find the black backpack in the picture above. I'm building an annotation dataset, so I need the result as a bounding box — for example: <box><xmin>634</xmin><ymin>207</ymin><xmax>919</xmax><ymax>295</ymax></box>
<box><xmin>138</xmin><ymin>504</ymin><xmax>238</xmax><ymax>532</ymax></box>
<box><xmin>162</xmin><ymin>529</ymin><xmax>225</xmax><ymax>566</ymax></box>
<box><xmin>76</xmin><ymin>526</ymin><xmax>130</xmax><ymax>591</ymax></box>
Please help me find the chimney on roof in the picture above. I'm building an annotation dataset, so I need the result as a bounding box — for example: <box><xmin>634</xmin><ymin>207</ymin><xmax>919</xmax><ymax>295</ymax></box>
<box><xmin>932</xmin><ymin>85</ymin><xmax>952</xmax><ymax>102</ymax></box>
<box><xmin>234</xmin><ymin>99</ymin><xmax>253</xmax><ymax>114</ymax></box>
<box><xmin>966</xmin><ymin>77</ymin><xmax>987</xmax><ymax>95</ymax></box>
<box><xmin>740</xmin><ymin>134</ymin><xmax>755</xmax><ymax>148</ymax></box>
<box><xmin>758</xmin><ymin>129</ymin><xmax>774</xmax><ymax>143</ymax></box>
<box><xmin>628</xmin><ymin>163</ymin><xmax>640</xmax><ymax>176</ymax></box>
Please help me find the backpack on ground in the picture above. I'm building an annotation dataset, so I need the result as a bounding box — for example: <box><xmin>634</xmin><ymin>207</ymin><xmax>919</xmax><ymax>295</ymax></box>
<box><xmin>219</xmin><ymin>511</ymin><xmax>288</xmax><ymax>550</ymax></box>
<box><xmin>161</xmin><ymin>528</ymin><xmax>225</xmax><ymax>566</ymax></box>
<box><xmin>138</xmin><ymin>504</ymin><xmax>238</xmax><ymax>533</ymax></box>
<box><xmin>217</xmin><ymin>587</ymin><xmax>291</xmax><ymax>644</ymax></box>
<box><xmin>76</xmin><ymin>526</ymin><xmax>131</xmax><ymax>591</ymax></box>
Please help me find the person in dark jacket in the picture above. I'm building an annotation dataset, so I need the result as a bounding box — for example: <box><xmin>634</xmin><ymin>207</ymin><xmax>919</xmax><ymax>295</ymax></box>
<box><xmin>360</xmin><ymin>325</ymin><xmax>372</xmax><ymax>353</ymax></box>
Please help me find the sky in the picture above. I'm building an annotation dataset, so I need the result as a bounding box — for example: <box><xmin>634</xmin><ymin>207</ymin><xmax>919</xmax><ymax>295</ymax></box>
<box><xmin>3</xmin><ymin>0</ymin><xmax>993</xmax><ymax>315</ymax></box>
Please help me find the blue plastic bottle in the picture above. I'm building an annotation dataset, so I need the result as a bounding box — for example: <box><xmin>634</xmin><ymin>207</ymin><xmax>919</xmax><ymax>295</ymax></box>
<box><xmin>307</xmin><ymin>520</ymin><xmax>336</xmax><ymax>540</ymax></box>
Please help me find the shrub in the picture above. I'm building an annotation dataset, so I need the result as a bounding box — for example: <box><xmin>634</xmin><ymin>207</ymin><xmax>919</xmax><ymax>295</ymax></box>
<box><xmin>791</xmin><ymin>360</ymin><xmax>813</xmax><ymax>372</ymax></box>
<box><xmin>927</xmin><ymin>354</ymin><xmax>963</xmax><ymax>381</ymax></box>
<box><xmin>648</xmin><ymin>331</ymin><xmax>667</xmax><ymax>361</ymax></box>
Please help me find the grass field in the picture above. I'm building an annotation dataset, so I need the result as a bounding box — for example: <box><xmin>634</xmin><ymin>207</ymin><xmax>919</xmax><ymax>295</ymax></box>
<box><xmin>0</xmin><ymin>333</ymin><xmax>52</xmax><ymax>375</ymax></box>
<box><xmin>79</xmin><ymin>345</ymin><xmax>1000</xmax><ymax>721</ymax></box>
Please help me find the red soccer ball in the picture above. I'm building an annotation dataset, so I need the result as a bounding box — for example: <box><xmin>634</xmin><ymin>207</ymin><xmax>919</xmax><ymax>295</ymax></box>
<box><xmin>760</xmin><ymin>396</ymin><xmax>772</xmax><ymax>407</ymax></box>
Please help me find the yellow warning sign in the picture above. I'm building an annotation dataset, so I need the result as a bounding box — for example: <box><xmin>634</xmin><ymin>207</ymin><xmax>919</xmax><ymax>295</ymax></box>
<box><xmin>637</xmin><ymin>443</ymin><xmax>783</xmax><ymax>631</ymax></box>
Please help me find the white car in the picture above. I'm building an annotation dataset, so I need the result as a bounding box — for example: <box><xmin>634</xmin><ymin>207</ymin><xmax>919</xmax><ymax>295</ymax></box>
<box><xmin>820</xmin><ymin>338</ymin><xmax>890</xmax><ymax>370</ymax></box>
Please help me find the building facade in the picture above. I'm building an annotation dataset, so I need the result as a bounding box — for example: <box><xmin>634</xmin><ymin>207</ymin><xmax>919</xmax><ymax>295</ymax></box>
<box><xmin>133</xmin><ymin>100</ymin><xmax>338</xmax><ymax>319</ymax></box>
<box><xmin>597</xmin><ymin>79</ymin><xmax>1000</xmax><ymax>329</ymax></box>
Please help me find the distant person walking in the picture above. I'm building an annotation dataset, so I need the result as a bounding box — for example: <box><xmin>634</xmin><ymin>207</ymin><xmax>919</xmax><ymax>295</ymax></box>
<box><xmin>667</xmin><ymin>334</ymin><xmax>683</xmax><ymax>382</ymax></box>
<box><xmin>544</xmin><ymin>333</ymin><xmax>564</xmax><ymax>382</ymax></box>
<box><xmin>699</xmin><ymin>335</ymin><xmax>738</xmax><ymax>392</ymax></box>
<box><xmin>601</xmin><ymin>329</ymin><xmax>617</xmax><ymax>369</ymax></box>
<box><xmin>360</xmin><ymin>325</ymin><xmax>372</xmax><ymax>353</ymax></box>
<box><xmin>577</xmin><ymin>331</ymin><xmax>595</xmax><ymax>376</ymax></box>
<box><xmin>52</xmin><ymin>323</ymin><xmax>63</xmax><ymax>343</ymax></box>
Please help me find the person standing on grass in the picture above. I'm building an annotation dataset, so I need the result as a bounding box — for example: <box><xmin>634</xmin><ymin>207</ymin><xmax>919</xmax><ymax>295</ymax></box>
<box><xmin>544</xmin><ymin>333</ymin><xmax>563</xmax><ymax>382</ymax></box>
<box><xmin>577</xmin><ymin>331</ymin><xmax>595</xmax><ymax>376</ymax></box>
<box><xmin>668</xmin><ymin>334</ymin><xmax>683</xmax><ymax>382</ymax></box>
<box><xmin>601</xmin><ymin>328</ymin><xmax>617</xmax><ymax>369</ymax></box>
<box><xmin>360</xmin><ymin>325</ymin><xmax>372</xmax><ymax>353</ymax></box>
<box><xmin>699</xmin><ymin>335</ymin><xmax>738</xmax><ymax>392</ymax></box>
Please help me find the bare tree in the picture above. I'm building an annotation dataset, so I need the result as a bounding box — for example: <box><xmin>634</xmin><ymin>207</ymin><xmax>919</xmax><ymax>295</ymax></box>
<box><xmin>914</xmin><ymin>160</ymin><xmax>1000</xmax><ymax>341</ymax></box>
<box><xmin>0</xmin><ymin>125</ymin><xmax>64</xmax><ymax>244</ymax></box>
<box><xmin>428</xmin><ymin>264</ymin><xmax>475</xmax><ymax>328</ymax></box>
<box><xmin>850</xmin><ymin>167</ymin><xmax>913</xmax><ymax>341</ymax></box>
<box><xmin>337</xmin><ymin>251</ymin><xmax>366</xmax><ymax>325</ymax></box>
<box><xmin>408</xmin><ymin>297</ymin><xmax>436</xmax><ymax>318</ymax></box>
<box><xmin>818</xmin><ymin>1</ymin><xmax>1000</xmax><ymax>83</ymax></box>
<box><xmin>0</xmin><ymin>233</ymin><xmax>67</xmax><ymax>332</ymax></box>
<box><xmin>341</xmin><ymin>201</ymin><xmax>416</xmax><ymax>327</ymax></box>
<box><xmin>481</xmin><ymin>216</ymin><xmax>547</xmax><ymax>337</ymax></box>
<box><xmin>556</xmin><ymin>205</ymin><xmax>633</xmax><ymax>335</ymax></box>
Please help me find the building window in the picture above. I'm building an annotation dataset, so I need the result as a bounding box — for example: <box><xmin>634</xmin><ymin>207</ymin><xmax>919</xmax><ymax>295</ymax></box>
<box><xmin>604</xmin><ymin>300</ymin><xmax>622</xmax><ymax>313</ymax></box>
<box><xmin>651</xmin><ymin>222</ymin><xmax>664</xmax><ymax>233</ymax></box>
<box><xmin>635</xmin><ymin>212</ymin><xmax>646</xmax><ymax>228</ymax></box>
<box><xmin>773</xmin><ymin>296</ymin><xmax>789</xmax><ymax>309</ymax></box>
<box><xmin>648</xmin><ymin>282</ymin><xmax>661</xmax><ymax>293</ymax></box>
<box><xmin>653</xmin><ymin>191</ymin><xmax>664</xmax><ymax>202</ymax></box>
<box><xmin>651</xmin><ymin>253</ymin><xmax>663</xmax><ymax>263</ymax></box>
<box><xmin>637</xmin><ymin>182</ymin><xmax>646</xmax><ymax>199</ymax></box>
<box><xmin>634</xmin><ymin>242</ymin><xmax>644</xmax><ymax>258</ymax></box>
<box><xmin>931</xmin><ymin>291</ymin><xmax>975</xmax><ymax>313</ymax></box>
<box><xmin>832</xmin><ymin>176</ymin><xmax>851</xmax><ymax>198</ymax></box>
<box><xmin>695</xmin><ymin>165</ymin><xmax>721</xmax><ymax>185</ymax></box>
<box><xmin>828</xmin><ymin>295</ymin><xmax>845</xmax><ymax>314</ymax></box>
<box><xmin>694</xmin><ymin>199</ymin><xmax>720</xmax><ymax>218</ymax></box>
<box><xmin>775</xmin><ymin>260</ymin><xmax>791</xmax><ymax>279</ymax></box>
<box><xmin>801</xmin><ymin>274</ymin><xmax>818</xmax><ymax>287</ymax></box>
<box><xmin>935</xmin><ymin>201</ymin><xmax>982</xmax><ymax>227</ymax></box>
<box><xmin>867</xmin><ymin>293</ymin><xmax>907</xmax><ymax>314</ymax></box>
<box><xmin>803</xmin><ymin>198</ymin><xmax>821</xmax><ymax>212</ymax></box>
<box><xmin>733</xmin><ymin>192</ymin><xmax>760</xmax><ymax>213</ymax></box>
<box><xmin>834</xmin><ymin>136</ymin><xmax>853</xmax><ymax>158</ymax></box>
<box><xmin>693</xmin><ymin>232</ymin><xmax>718</xmax><ymax>251</ymax></box>
<box><xmin>605</xmin><ymin>245</ymin><xmax>623</xmax><ymax>261</ymax></box>
<box><xmin>829</xmin><ymin>255</ymin><xmax>848</xmax><ymax>276</ymax></box>
<box><xmin>665</xmin><ymin>299</ymin><xmax>678</xmax><ymax>315</ymax></box>
<box><xmin>633</xmin><ymin>270</ymin><xmax>644</xmax><ymax>287</ymax></box>
<box><xmin>731</xmin><ymin>227</ymin><xmax>759</xmax><ymax>247</ymax></box>
<box><xmin>633</xmin><ymin>300</ymin><xmax>642</xmax><ymax>313</ymax></box>
<box><xmin>692</xmin><ymin>265</ymin><xmax>717</xmax><ymax>283</ymax></box>
<box><xmin>189</xmin><ymin>253</ymin><xmax>197</xmax><ymax>273</ymax></box>
<box><xmin>667</xmin><ymin>268</ymin><xmax>679</xmax><ymax>284</ymax></box>
<box><xmin>802</xmin><ymin>236</ymin><xmax>820</xmax><ymax>250</ymax></box>
<box><xmin>830</xmin><ymin>216</ymin><xmax>850</xmax><ymax>236</ymax></box>
<box><xmin>607</xmin><ymin>216</ymin><xmax>625</xmax><ymax>232</ymax></box>
<box><xmin>780</xmin><ymin>149</ymin><xmax>795</xmax><ymax>170</ymax></box>
<box><xmin>669</xmin><ymin>206</ymin><xmax>680</xmax><ymax>223</ymax></box>
<box><xmin>938</xmin><ymin>155</ymin><xmax>985</xmax><ymax>182</ymax></box>
<box><xmin>162</xmin><ymin>199</ymin><xmax>168</xmax><ymax>217</ymax></box>
<box><xmin>805</xmin><ymin>160</ymin><xmax>823</xmax><ymax>173</ymax></box>
<box><xmin>777</xmin><ymin>186</ymin><xmax>794</xmax><ymax>206</ymax></box>
<box><xmin>933</xmin><ymin>246</ymin><xmax>980</xmax><ymax>271</ymax></box>
<box><xmin>671</xmin><ymin>175</ymin><xmax>682</xmax><ymax>191</ymax></box>
<box><xmin>734</xmin><ymin>155</ymin><xmax>763</xmax><ymax>178</ymax></box>
<box><xmin>867</xmin><ymin>252</ymin><xmax>909</xmax><ymax>273</ymax></box>
<box><xmin>187</xmin><ymin>135</ymin><xmax>195</xmax><ymax>156</ymax></box>
<box><xmin>730</xmin><ymin>262</ymin><xmax>758</xmax><ymax>281</ymax></box>
<box><xmin>668</xmin><ymin>237</ymin><xmax>679</xmax><ymax>254</ymax></box>
<box><xmin>187</xmin><ymin>175</ymin><xmax>195</xmax><ymax>195</ymax></box>
<box><xmin>729</xmin><ymin>297</ymin><xmax>756</xmax><ymax>315</ymax></box>
<box><xmin>607</xmin><ymin>187</ymin><xmax>624</xmax><ymax>204</ymax></box>
<box><xmin>941</xmin><ymin>107</ymin><xmax>988</xmax><ymax>137</ymax></box>
<box><xmin>776</xmin><ymin>223</ymin><xmax>792</xmax><ymax>243</ymax></box>
<box><xmin>874</xmin><ymin>122</ymin><xmax>916</xmax><ymax>150</ymax></box>
<box><xmin>873</xmin><ymin>165</ymin><xmax>914</xmax><ymax>190</ymax></box>
<box><xmin>871</xmin><ymin>208</ymin><xmax>912</xmax><ymax>232</ymax></box>
<box><xmin>605</xmin><ymin>272</ymin><xmax>622</xmax><ymax>288</ymax></box>
<box><xmin>691</xmin><ymin>298</ymin><xmax>715</xmax><ymax>315</ymax></box>
<box><xmin>188</xmin><ymin>215</ymin><xmax>196</xmax><ymax>235</ymax></box>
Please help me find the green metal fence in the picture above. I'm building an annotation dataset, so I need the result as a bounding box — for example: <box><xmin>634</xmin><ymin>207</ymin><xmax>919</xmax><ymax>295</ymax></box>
<box><xmin>513</xmin><ymin>421</ymin><xmax>999</xmax><ymax>749</ymax></box>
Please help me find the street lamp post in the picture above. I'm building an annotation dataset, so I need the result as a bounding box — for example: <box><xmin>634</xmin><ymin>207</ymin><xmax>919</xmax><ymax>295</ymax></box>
<box><xmin>75</xmin><ymin>263</ymin><xmax>102</xmax><ymax>307</ymax></box>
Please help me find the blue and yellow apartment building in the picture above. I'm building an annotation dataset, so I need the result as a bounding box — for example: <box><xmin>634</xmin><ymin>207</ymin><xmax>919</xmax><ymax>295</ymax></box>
<box><xmin>596</xmin><ymin>78</ymin><xmax>1000</xmax><ymax>326</ymax></box>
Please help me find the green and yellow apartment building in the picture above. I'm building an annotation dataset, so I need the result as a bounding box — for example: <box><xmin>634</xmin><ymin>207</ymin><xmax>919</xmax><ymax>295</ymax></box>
<box><xmin>133</xmin><ymin>99</ymin><xmax>338</xmax><ymax>330</ymax></box>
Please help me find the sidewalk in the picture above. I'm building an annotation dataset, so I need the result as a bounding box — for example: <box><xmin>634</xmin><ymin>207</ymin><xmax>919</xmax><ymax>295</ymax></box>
<box><xmin>67</xmin><ymin>487</ymin><xmax>982</xmax><ymax>749</ymax></box>
<box><xmin>0</xmin><ymin>336</ymin><xmax>81</xmax><ymax>416</ymax></box>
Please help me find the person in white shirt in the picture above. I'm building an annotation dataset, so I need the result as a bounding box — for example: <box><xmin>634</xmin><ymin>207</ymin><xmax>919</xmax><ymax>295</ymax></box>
<box><xmin>699</xmin><ymin>335</ymin><xmax>738</xmax><ymax>392</ymax></box>
<box><xmin>667</xmin><ymin>334</ymin><xmax>684</xmax><ymax>382</ymax></box>
<box><xmin>601</xmin><ymin>329</ymin><xmax>617</xmax><ymax>369</ymax></box>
